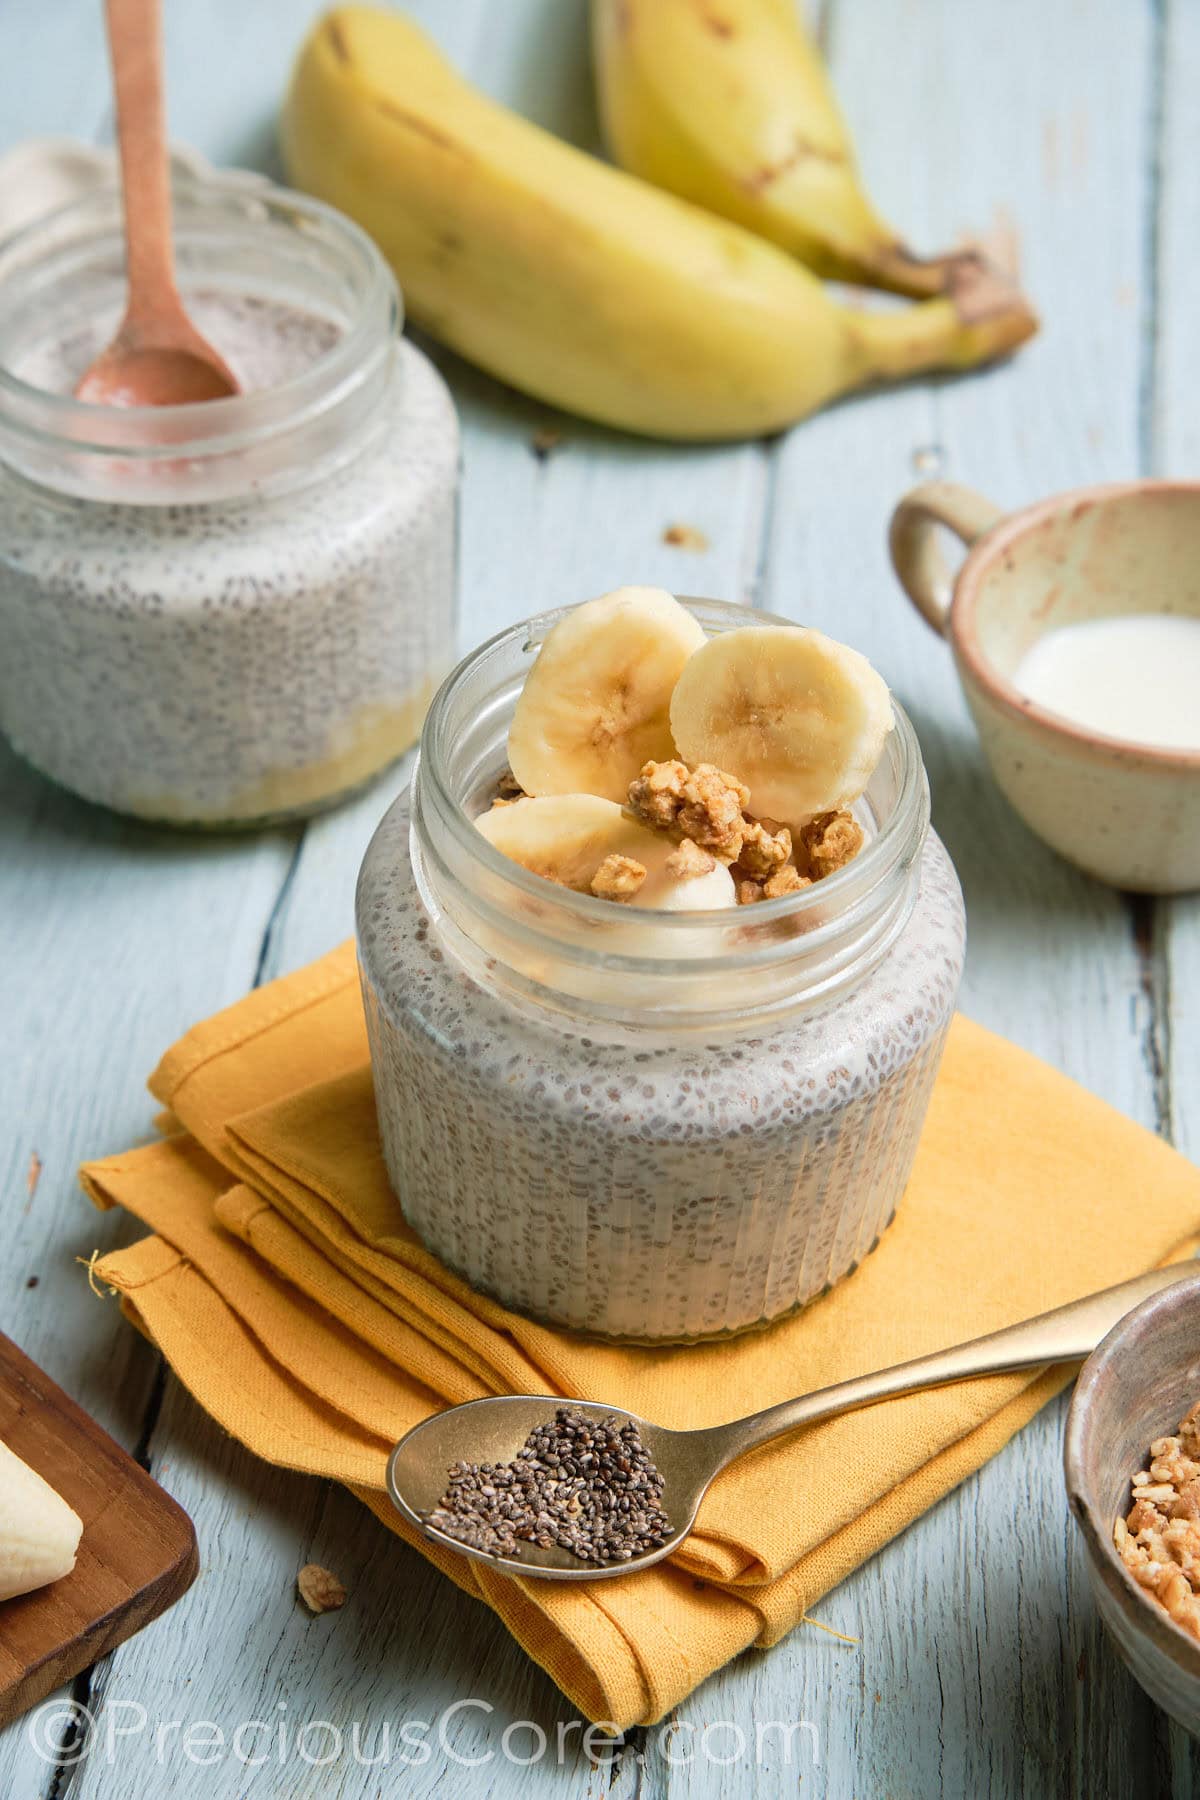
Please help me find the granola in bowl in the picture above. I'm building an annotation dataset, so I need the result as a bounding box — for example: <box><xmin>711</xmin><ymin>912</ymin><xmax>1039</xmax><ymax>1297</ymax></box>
<box><xmin>1116</xmin><ymin>1400</ymin><xmax>1200</xmax><ymax>1641</ymax></box>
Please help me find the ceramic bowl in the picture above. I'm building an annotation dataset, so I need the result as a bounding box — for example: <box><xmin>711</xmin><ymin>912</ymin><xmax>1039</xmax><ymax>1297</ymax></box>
<box><xmin>1064</xmin><ymin>1270</ymin><xmax>1200</xmax><ymax>1734</ymax></box>
<box><xmin>888</xmin><ymin>479</ymin><xmax>1200</xmax><ymax>893</ymax></box>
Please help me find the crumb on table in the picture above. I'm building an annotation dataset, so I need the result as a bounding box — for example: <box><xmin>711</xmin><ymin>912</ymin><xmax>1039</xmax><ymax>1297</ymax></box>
<box><xmin>662</xmin><ymin>522</ymin><xmax>710</xmax><ymax>551</ymax></box>
<box><xmin>297</xmin><ymin>1564</ymin><xmax>347</xmax><ymax>1614</ymax></box>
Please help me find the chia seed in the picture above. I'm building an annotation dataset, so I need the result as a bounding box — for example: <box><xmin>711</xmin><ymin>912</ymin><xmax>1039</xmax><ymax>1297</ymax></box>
<box><xmin>424</xmin><ymin>1407</ymin><xmax>673</xmax><ymax>1565</ymax></box>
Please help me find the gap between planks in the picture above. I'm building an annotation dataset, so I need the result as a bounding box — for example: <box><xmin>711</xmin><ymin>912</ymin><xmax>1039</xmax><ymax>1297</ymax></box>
<box><xmin>1131</xmin><ymin>0</ymin><xmax>1173</xmax><ymax>1160</ymax></box>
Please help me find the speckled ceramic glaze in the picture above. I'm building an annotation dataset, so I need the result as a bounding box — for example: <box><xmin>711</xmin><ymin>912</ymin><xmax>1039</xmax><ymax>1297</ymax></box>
<box><xmin>1065</xmin><ymin>1271</ymin><xmax>1200</xmax><ymax>1736</ymax></box>
<box><xmin>0</xmin><ymin>179</ymin><xmax>459</xmax><ymax>826</ymax></box>
<box><xmin>356</xmin><ymin>602</ymin><xmax>966</xmax><ymax>1342</ymax></box>
<box><xmin>889</xmin><ymin>480</ymin><xmax>1200</xmax><ymax>893</ymax></box>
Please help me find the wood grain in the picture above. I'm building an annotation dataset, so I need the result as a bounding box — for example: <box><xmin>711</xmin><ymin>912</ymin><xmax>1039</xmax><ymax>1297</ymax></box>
<box><xmin>0</xmin><ymin>1334</ymin><xmax>197</xmax><ymax>1729</ymax></box>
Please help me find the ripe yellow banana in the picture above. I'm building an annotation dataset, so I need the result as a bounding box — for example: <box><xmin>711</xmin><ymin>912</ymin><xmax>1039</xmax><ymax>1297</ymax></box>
<box><xmin>591</xmin><ymin>0</ymin><xmax>973</xmax><ymax>298</ymax></box>
<box><xmin>282</xmin><ymin>8</ymin><xmax>1036</xmax><ymax>442</ymax></box>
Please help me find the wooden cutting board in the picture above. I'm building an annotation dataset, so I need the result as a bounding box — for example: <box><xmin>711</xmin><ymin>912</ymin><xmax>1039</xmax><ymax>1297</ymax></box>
<box><xmin>0</xmin><ymin>1332</ymin><xmax>198</xmax><ymax>1727</ymax></box>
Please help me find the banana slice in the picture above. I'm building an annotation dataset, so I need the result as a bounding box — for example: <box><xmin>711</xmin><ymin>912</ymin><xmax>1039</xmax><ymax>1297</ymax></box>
<box><xmin>507</xmin><ymin>588</ymin><xmax>706</xmax><ymax>803</ymax></box>
<box><xmin>478</xmin><ymin>794</ymin><xmax>652</xmax><ymax>889</ymax></box>
<box><xmin>643</xmin><ymin>856</ymin><xmax>735</xmax><ymax>911</ymax></box>
<box><xmin>669</xmin><ymin>625</ymin><xmax>893</xmax><ymax>822</ymax></box>
<box><xmin>0</xmin><ymin>1439</ymin><xmax>83</xmax><ymax>1602</ymax></box>
<box><xmin>477</xmin><ymin>794</ymin><xmax>736</xmax><ymax>910</ymax></box>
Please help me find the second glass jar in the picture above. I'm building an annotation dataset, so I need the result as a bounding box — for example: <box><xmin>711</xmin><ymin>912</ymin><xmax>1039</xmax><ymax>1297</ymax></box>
<box><xmin>0</xmin><ymin>175</ymin><xmax>459</xmax><ymax>825</ymax></box>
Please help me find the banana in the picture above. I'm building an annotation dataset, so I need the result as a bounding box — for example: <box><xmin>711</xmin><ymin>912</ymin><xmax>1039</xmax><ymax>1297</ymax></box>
<box><xmin>669</xmin><ymin>624</ymin><xmax>893</xmax><ymax>822</ymax></box>
<box><xmin>478</xmin><ymin>794</ymin><xmax>736</xmax><ymax>910</ymax></box>
<box><xmin>647</xmin><ymin>854</ymin><xmax>736</xmax><ymax>911</ymax></box>
<box><xmin>477</xmin><ymin>794</ymin><xmax>652</xmax><ymax>891</ymax></box>
<box><xmin>0</xmin><ymin>1439</ymin><xmax>83</xmax><ymax>1602</ymax></box>
<box><xmin>507</xmin><ymin>588</ymin><xmax>704</xmax><ymax>803</ymax></box>
<box><xmin>592</xmin><ymin>0</ymin><xmax>974</xmax><ymax>299</ymax></box>
<box><xmin>281</xmin><ymin>8</ymin><xmax>1037</xmax><ymax>442</ymax></box>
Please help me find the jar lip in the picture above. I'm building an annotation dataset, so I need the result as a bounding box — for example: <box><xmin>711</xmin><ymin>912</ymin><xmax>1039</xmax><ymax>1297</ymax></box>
<box><xmin>420</xmin><ymin>599</ymin><xmax>929</xmax><ymax>949</ymax></box>
<box><xmin>0</xmin><ymin>173</ymin><xmax>400</xmax><ymax>461</ymax></box>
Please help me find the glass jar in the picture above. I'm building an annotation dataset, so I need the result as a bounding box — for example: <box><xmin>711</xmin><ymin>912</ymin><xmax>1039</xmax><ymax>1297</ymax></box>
<box><xmin>357</xmin><ymin>602</ymin><xmax>965</xmax><ymax>1342</ymax></box>
<box><xmin>0</xmin><ymin>176</ymin><xmax>459</xmax><ymax>825</ymax></box>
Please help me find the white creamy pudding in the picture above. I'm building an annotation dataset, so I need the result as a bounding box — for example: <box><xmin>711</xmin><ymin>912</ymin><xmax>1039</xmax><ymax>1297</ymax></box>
<box><xmin>0</xmin><ymin>179</ymin><xmax>459</xmax><ymax>825</ymax></box>
<box><xmin>1013</xmin><ymin>615</ymin><xmax>1200</xmax><ymax>752</ymax></box>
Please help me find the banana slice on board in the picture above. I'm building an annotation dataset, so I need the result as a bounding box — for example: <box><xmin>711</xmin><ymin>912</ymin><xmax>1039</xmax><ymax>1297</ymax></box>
<box><xmin>669</xmin><ymin>625</ymin><xmax>893</xmax><ymax>823</ymax></box>
<box><xmin>0</xmin><ymin>1439</ymin><xmax>83</xmax><ymax>1602</ymax></box>
<box><xmin>507</xmin><ymin>589</ymin><xmax>705</xmax><ymax>803</ymax></box>
<box><xmin>477</xmin><ymin>794</ymin><xmax>735</xmax><ymax>911</ymax></box>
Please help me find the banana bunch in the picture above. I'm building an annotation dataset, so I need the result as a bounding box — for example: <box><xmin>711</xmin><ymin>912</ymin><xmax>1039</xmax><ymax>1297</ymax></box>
<box><xmin>479</xmin><ymin>588</ymin><xmax>892</xmax><ymax>910</ymax></box>
<box><xmin>282</xmin><ymin>8</ymin><xmax>1036</xmax><ymax>442</ymax></box>
<box><xmin>591</xmin><ymin>0</ymin><xmax>965</xmax><ymax>297</ymax></box>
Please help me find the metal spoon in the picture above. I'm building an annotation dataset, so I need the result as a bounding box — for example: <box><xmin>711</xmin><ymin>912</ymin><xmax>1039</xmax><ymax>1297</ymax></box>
<box><xmin>388</xmin><ymin>1262</ymin><xmax>1196</xmax><ymax>1581</ymax></box>
<box><xmin>75</xmin><ymin>0</ymin><xmax>238</xmax><ymax>407</ymax></box>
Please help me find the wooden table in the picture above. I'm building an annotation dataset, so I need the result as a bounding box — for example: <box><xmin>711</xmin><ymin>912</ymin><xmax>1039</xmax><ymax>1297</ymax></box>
<box><xmin>1</xmin><ymin>1</ymin><xmax>1197</xmax><ymax>1793</ymax></box>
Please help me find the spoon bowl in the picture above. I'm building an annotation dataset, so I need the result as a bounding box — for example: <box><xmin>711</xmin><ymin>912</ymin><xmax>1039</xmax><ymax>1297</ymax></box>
<box><xmin>75</xmin><ymin>336</ymin><xmax>237</xmax><ymax>408</ymax></box>
<box><xmin>387</xmin><ymin>1396</ymin><xmax>715</xmax><ymax>1581</ymax></box>
<box><xmin>387</xmin><ymin>1262</ymin><xmax>1198</xmax><ymax>1581</ymax></box>
<box><xmin>74</xmin><ymin>0</ymin><xmax>240</xmax><ymax>411</ymax></box>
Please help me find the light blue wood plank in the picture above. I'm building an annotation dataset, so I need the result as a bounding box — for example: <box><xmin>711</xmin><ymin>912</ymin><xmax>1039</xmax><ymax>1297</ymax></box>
<box><xmin>1128</xmin><ymin>4</ymin><xmax>1200</xmax><ymax>1785</ymax></box>
<box><xmin>0</xmin><ymin>0</ymin><xmax>1189</xmax><ymax>1793</ymax></box>
<box><xmin>1157</xmin><ymin>66</ymin><xmax>1200</xmax><ymax>1800</ymax></box>
<box><xmin>1159</xmin><ymin>0</ymin><xmax>1200</xmax><ymax>1184</ymax></box>
<box><xmin>0</xmin><ymin>1</ymin><xmax>109</xmax><ymax>149</ymax></box>
<box><xmin>0</xmin><ymin>746</ymin><xmax>296</xmax><ymax>1798</ymax></box>
<box><xmin>1157</xmin><ymin>0</ymin><xmax>1200</xmax><ymax>481</ymax></box>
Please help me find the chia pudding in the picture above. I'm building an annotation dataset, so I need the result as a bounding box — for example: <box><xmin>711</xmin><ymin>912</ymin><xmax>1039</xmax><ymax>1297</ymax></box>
<box><xmin>0</xmin><ymin>179</ymin><xmax>459</xmax><ymax>825</ymax></box>
<box><xmin>357</xmin><ymin>602</ymin><xmax>966</xmax><ymax>1342</ymax></box>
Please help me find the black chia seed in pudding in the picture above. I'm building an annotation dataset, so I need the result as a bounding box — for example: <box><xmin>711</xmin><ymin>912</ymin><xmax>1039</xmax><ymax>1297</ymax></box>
<box><xmin>357</xmin><ymin>785</ymin><xmax>966</xmax><ymax>1343</ymax></box>
<box><xmin>0</xmin><ymin>295</ymin><xmax>459</xmax><ymax>824</ymax></box>
<box><xmin>425</xmin><ymin>1407</ymin><xmax>672</xmax><ymax>1564</ymax></box>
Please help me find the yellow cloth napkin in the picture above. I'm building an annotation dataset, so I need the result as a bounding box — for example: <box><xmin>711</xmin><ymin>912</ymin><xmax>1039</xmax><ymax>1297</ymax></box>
<box><xmin>82</xmin><ymin>941</ymin><xmax>1200</xmax><ymax>1728</ymax></box>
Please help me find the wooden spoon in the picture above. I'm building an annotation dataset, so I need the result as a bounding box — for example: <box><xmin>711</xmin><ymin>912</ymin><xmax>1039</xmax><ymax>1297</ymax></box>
<box><xmin>75</xmin><ymin>0</ymin><xmax>238</xmax><ymax>407</ymax></box>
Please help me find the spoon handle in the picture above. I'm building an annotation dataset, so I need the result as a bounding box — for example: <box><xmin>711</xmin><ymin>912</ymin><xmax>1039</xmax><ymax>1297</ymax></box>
<box><xmin>105</xmin><ymin>0</ymin><xmax>177</xmax><ymax>326</ymax></box>
<box><xmin>701</xmin><ymin>1262</ymin><xmax>1197</xmax><ymax>1472</ymax></box>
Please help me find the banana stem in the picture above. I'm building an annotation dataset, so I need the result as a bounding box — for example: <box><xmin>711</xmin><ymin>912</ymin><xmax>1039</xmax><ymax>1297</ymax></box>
<box><xmin>853</xmin><ymin>242</ymin><xmax>986</xmax><ymax>301</ymax></box>
<box><xmin>848</xmin><ymin>257</ymin><xmax>1038</xmax><ymax>381</ymax></box>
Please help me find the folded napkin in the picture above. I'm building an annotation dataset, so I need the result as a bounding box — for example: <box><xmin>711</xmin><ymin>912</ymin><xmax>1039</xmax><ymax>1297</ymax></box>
<box><xmin>82</xmin><ymin>942</ymin><xmax>1200</xmax><ymax>1727</ymax></box>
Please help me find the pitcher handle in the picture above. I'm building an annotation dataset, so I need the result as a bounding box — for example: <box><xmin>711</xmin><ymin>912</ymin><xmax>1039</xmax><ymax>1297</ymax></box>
<box><xmin>888</xmin><ymin>482</ymin><xmax>1004</xmax><ymax>636</ymax></box>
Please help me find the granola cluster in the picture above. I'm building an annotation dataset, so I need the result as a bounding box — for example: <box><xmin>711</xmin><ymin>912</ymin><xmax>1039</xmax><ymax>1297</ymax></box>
<box><xmin>800</xmin><ymin>811</ymin><xmax>865</xmax><ymax>882</ymax></box>
<box><xmin>590</xmin><ymin>853</ymin><xmax>647</xmax><ymax>902</ymax></box>
<box><xmin>1115</xmin><ymin>1401</ymin><xmax>1200</xmax><ymax>1641</ymax></box>
<box><xmin>489</xmin><ymin>758</ymin><xmax>864</xmax><ymax>906</ymax></box>
<box><xmin>626</xmin><ymin>757</ymin><xmax>860</xmax><ymax>904</ymax></box>
<box><xmin>627</xmin><ymin>760</ymin><xmax>750</xmax><ymax>861</ymax></box>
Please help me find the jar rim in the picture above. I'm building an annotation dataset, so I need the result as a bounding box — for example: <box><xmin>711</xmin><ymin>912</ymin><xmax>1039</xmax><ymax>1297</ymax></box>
<box><xmin>417</xmin><ymin>599</ymin><xmax>930</xmax><ymax>969</ymax></box>
<box><xmin>0</xmin><ymin>172</ymin><xmax>400</xmax><ymax>466</ymax></box>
